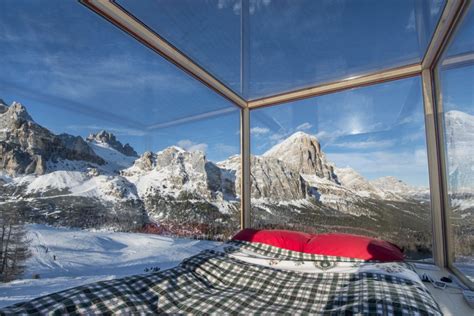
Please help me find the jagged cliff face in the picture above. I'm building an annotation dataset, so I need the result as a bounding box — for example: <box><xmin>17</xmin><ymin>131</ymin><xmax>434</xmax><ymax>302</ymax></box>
<box><xmin>0</xmin><ymin>102</ymin><xmax>104</xmax><ymax>176</ymax></box>
<box><xmin>120</xmin><ymin>147</ymin><xmax>239</xmax><ymax>230</ymax></box>
<box><xmin>123</xmin><ymin>146</ymin><xmax>235</xmax><ymax>203</ymax></box>
<box><xmin>263</xmin><ymin>132</ymin><xmax>338</xmax><ymax>182</ymax></box>
<box><xmin>219</xmin><ymin>155</ymin><xmax>307</xmax><ymax>201</ymax></box>
<box><xmin>0</xmin><ymin>101</ymin><xmax>145</xmax><ymax>231</ymax></box>
<box><xmin>124</xmin><ymin>147</ymin><xmax>211</xmax><ymax>198</ymax></box>
<box><xmin>87</xmin><ymin>130</ymin><xmax>138</xmax><ymax>157</ymax></box>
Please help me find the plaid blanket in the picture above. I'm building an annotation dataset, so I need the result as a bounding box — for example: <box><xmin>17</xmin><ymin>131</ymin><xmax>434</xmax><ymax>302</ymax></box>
<box><xmin>0</xmin><ymin>241</ymin><xmax>441</xmax><ymax>315</ymax></box>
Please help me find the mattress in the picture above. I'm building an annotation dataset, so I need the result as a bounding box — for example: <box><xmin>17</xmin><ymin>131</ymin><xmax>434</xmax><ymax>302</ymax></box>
<box><xmin>0</xmin><ymin>240</ymin><xmax>441</xmax><ymax>315</ymax></box>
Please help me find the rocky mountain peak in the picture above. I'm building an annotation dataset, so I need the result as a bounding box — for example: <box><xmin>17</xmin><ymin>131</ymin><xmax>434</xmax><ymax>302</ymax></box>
<box><xmin>133</xmin><ymin>151</ymin><xmax>156</xmax><ymax>171</ymax></box>
<box><xmin>87</xmin><ymin>130</ymin><xmax>138</xmax><ymax>157</ymax></box>
<box><xmin>0</xmin><ymin>99</ymin><xmax>104</xmax><ymax>176</ymax></box>
<box><xmin>155</xmin><ymin>146</ymin><xmax>206</xmax><ymax>171</ymax></box>
<box><xmin>263</xmin><ymin>131</ymin><xmax>338</xmax><ymax>182</ymax></box>
<box><xmin>123</xmin><ymin>145</ymin><xmax>233</xmax><ymax>201</ymax></box>
<box><xmin>334</xmin><ymin>167</ymin><xmax>388</xmax><ymax>199</ymax></box>
<box><xmin>0</xmin><ymin>101</ymin><xmax>34</xmax><ymax>127</ymax></box>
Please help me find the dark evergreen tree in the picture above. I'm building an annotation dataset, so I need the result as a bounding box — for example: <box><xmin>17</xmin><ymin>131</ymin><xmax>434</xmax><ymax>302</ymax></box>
<box><xmin>0</xmin><ymin>210</ymin><xmax>31</xmax><ymax>282</ymax></box>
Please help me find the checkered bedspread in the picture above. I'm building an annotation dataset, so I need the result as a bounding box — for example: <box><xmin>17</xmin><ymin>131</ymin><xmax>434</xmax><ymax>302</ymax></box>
<box><xmin>0</xmin><ymin>241</ymin><xmax>441</xmax><ymax>315</ymax></box>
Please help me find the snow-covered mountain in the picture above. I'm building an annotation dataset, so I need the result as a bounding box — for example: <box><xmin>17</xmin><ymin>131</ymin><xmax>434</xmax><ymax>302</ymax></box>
<box><xmin>445</xmin><ymin>111</ymin><xmax>474</xmax><ymax>190</ymax></box>
<box><xmin>0</xmin><ymin>101</ymin><xmax>104</xmax><ymax>176</ymax></box>
<box><xmin>87</xmin><ymin>130</ymin><xmax>138</xmax><ymax>158</ymax></box>
<box><xmin>0</xmin><ymin>101</ymin><xmax>146</xmax><ymax>231</ymax></box>
<box><xmin>263</xmin><ymin>132</ymin><xmax>338</xmax><ymax>182</ymax></box>
<box><xmin>0</xmin><ymin>99</ymin><xmax>448</xmax><ymax>248</ymax></box>
<box><xmin>444</xmin><ymin>110</ymin><xmax>474</xmax><ymax>212</ymax></box>
<box><xmin>121</xmin><ymin>146</ymin><xmax>238</xmax><ymax>226</ymax></box>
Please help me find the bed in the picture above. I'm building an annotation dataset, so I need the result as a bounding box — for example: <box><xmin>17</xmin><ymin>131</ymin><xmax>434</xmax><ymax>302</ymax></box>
<box><xmin>0</xmin><ymin>231</ymin><xmax>441</xmax><ymax>315</ymax></box>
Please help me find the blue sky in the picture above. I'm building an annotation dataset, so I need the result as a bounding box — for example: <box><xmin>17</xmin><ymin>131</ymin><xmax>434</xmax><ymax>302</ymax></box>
<box><xmin>1</xmin><ymin>0</ymin><xmax>471</xmax><ymax>187</ymax></box>
<box><xmin>250</xmin><ymin>77</ymin><xmax>433</xmax><ymax>186</ymax></box>
<box><xmin>119</xmin><ymin>0</ymin><xmax>445</xmax><ymax>99</ymax></box>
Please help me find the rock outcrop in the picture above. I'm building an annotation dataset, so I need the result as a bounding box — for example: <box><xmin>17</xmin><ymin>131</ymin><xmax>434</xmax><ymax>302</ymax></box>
<box><xmin>87</xmin><ymin>130</ymin><xmax>138</xmax><ymax>157</ymax></box>
<box><xmin>123</xmin><ymin>146</ymin><xmax>234</xmax><ymax>200</ymax></box>
<box><xmin>263</xmin><ymin>132</ymin><xmax>338</xmax><ymax>182</ymax></box>
<box><xmin>0</xmin><ymin>102</ymin><xmax>104</xmax><ymax>176</ymax></box>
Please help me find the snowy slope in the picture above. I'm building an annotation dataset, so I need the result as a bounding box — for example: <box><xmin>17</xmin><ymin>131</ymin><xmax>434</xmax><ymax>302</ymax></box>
<box><xmin>0</xmin><ymin>224</ymin><xmax>220</xmax><ymax>308</ymax></box>
<box><xmin>88</xmin><ymin>141</ymin><xmax>136</xmax><ymax>172</ymax></box>
<box><xmin>12</xmin><ymin>170</ymin><xmax>139</xmax><ymax>202</ymax></box>
<box><xmin>370</xmin><ymin>176</ymin><xmax>430</xmax><ymax>201</ymax></box>
<box><xmin>334</xmin><ymin>167</ymin><xmax>392</xmax><ymax>200</ymax></box>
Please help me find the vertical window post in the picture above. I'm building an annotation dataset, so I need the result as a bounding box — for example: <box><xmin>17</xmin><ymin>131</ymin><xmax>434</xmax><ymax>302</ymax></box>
<box><xmin>240</xmin><ymin>107</ymin><xmax>251</xmax><ymax>229</ymax></box>
<box><xmin>240</xmin><ymin>0</ymin><xmax>251</xmax><ymax>230</ymax></box>
<box><xmin>422</xmin><ymin>69</ymin><xmax>449</xmax><ymax>267</ymax></box>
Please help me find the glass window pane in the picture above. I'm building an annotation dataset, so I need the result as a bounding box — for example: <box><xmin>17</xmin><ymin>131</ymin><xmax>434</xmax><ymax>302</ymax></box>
<box><xmin>250</xmin><ymin>76</ymin><xmax>432</xmax><ymax>260</ymax></box>
<box><xmin>117</xmin><ymin>0</ymin><xmax>242</xmax><ymax>95</ymax></box>
<box><xmin>0</xmin><ymin>0</ymin><xmax>240</xmax><ymax>301</ymax></box>
<box><xmin>248</xmin><ymin>0</ymin><xmax>444</xmax><ymax>99</ymax></box>
<box><xmin>116</xmin><ymin>0</ymin><xmax>445</xmax><ymax>100</ymax></box>
<box><xmin>438</xmin><ymin>4</ymin><xmax>474</xmax><ymax>282</ymax></box>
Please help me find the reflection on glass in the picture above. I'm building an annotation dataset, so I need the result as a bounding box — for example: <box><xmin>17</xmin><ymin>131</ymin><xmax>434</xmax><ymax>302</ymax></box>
<box><xmin>117</xmin><ymin>0</ymin><xmax>445</xmax><ymax>100</ymax></box>
<box><xmin>247</xmin><ymin>0</ymin><xmax>444</xmax><ymax>99</ymax></box>
<box><xmin>438</xmin><ymin>4</ymin><xmax>474</xmax><ymax>282</ymax></box>
<box><xmin>0</xmin><ymin>0</ymin><xmax>240</xmax><ymax>290</ymax></box>
<box><xmin>117</xmin><ymin>0</ymin><xmax>242</xmax><ymax>95</ymax></box>
<box><xmin>250</xmin><ymin>77</ymin><xmax>432</xmax><ymax>260</ymax></box>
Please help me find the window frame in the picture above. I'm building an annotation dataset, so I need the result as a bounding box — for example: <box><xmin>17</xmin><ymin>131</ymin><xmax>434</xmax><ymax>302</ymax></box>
<box><xmin>432</xmin><ymin>0</ymin><xmax>474</xmax><ymax>289</ymax></box>
<box><xmin>81</xmin><ymin>0</ymin><xmax>472</xmax><ymax>286</ymax></box>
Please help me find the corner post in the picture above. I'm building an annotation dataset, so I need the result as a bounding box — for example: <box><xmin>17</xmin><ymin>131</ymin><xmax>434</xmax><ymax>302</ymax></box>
<box><xmin>240</xmin><ymin>107</ymin><xmax>251</xmax><ymax>229</ymax></box>
<box><xmin>422</xmin><ymin>69</ymin><xmax>449</xmax><ymax>267</ymax></box>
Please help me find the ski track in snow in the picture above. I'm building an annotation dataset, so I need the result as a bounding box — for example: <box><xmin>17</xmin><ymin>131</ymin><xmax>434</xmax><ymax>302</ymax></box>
<box><xmin>0</xmin><ymin>224</ymin><xmax>220</xmax><ymax>308</ymax></box>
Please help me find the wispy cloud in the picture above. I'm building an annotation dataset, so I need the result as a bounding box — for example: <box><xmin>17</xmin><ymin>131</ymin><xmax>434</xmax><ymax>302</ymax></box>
<box><xmin>66</xmin><ymin>125</ymin><xmax>147</xmax><ymax>137</ymax></box>
<box><xmin>217</xmin><ymin>0</ymin><xmax>272</xmax><ymax>15</ymax></box>
<box><xmin>177</xmin><ymin>139</ymin><xmax>208</xmax><ymax>153</ymax></box>
<box><xmin>327</xmin><ymin>148</ymin><xmax>429</xmax><ymax>186</ymax></box>
<box><xmin>405</xmin><ymin>11</ymin><xmax>416</xmax><ymax>31</ymax></box>
<box><xmin>332</xmin><ymin>139</ymin><xmax>395</xmax><ymax>150</ymax></box>
<box><xmin>296</xmin><ymin>122</ymin><xmax>312</xmax><ymax>131</ymax></box>
<box><xmin>251</xmin><ymin>126</ymin><xmax>270</xmax><ymax>135</ymax></box>
<box><xmin>0</xmin><ymin>13</ymin><xmax>199</xmax><ymax>102</ymax></box>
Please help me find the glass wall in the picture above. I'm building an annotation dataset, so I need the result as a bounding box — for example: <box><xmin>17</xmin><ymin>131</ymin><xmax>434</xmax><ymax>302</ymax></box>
<box><xmin>250</xmin><ymin>76</ymin><xmax>432</xmax><ymax>260</ymax></box>
<box><xmin>0</xmin><ymin>0</ymin><xmax>240</xmax><ymax>293</ymax></box>
<box><xmin>247</xmin><ymin>0</ymin><xmax>445</xmax><ymax>99</ymax></box>
<box><xmin>116</xmin><ymin>0</ymin><xmax>445</xmax><ymax>100</ymax></box>
<box><xmin>437</xmin><ymin>4</ymin><xmax>474</xmax><ymax>281</ymax></box>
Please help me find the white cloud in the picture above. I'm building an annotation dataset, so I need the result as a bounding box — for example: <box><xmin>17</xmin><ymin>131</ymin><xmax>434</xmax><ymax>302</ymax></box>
<box><xmin>176</xmin><ymin>139</ymin><xmax>208</xmax><ymax>153</ymax></box>
<box><xmin>251</xmin><ymin>126</ymin><xmax>270</xmax><ymax>135</ymax></box>
<box><xmin>296</xmin><ymin>122</ymin><xmax>312</xmax><ymax>131</ymax></box>
<box><xmin>217</xmin><ymin>0</ymin><xmax>272</xmax><ymax>15</ymax></box>
<box><xmin>405</xmin><ymin>11</ymin><xmax>416</xmax><ymax>31</ymax></box>
<box><xmin>332</xmin><ymin>140</ymin><xmax>395</xmax><ymax>150</ymax></box>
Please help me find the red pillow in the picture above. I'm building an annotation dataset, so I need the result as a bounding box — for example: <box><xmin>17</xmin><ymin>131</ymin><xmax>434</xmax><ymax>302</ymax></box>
<box><xmin>232</xmin><ymin>228</ymin><xmax>312</xmax><ymax>252</ymax></box>
<box><xmin>304</xmin><ymin>233</ymin><xmax>404</xmax><ymax>261</ymax></box>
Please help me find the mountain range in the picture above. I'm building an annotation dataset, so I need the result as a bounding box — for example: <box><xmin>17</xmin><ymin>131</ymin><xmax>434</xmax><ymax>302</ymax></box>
<box><xmin>1</xmin><ymin>99</ymin><xmax>472</xmax><ymax>257</ymax></box>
